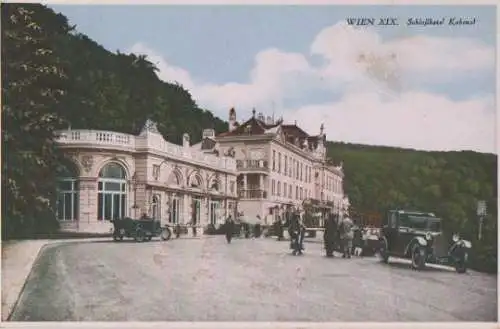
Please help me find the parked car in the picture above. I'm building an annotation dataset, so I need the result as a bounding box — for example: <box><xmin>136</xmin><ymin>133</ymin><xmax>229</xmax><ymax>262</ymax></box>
<box><xmin>377</xmin><ymin>210</ymin><xmax>471</xmax><ymax>273</ymax></box>
<box><xmin>111</xmin><ymin>217</ymin><xmax>172</xmax><ymax>242</ymax></box>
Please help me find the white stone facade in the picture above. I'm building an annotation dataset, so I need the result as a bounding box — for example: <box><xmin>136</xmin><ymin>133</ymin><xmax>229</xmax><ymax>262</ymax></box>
<box><xmin>54</xmin><ymin>120</ymin><xmax>238</xmax><ymax>233</ymax></box>
<box><xmin>193</xmin><ymin>109</ymin><xmax>346</xmax><ymax>225</ymax></box>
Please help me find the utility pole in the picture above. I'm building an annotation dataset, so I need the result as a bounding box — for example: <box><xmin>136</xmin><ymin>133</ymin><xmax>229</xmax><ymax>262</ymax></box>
<box><xmin>477</xmin><ymin>200</ymin><xmax>487</xmax><ymax>241</ymax></box>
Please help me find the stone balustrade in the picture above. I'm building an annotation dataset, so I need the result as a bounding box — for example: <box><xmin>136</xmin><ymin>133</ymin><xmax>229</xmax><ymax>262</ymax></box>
<box><xmin>56</xmin><ymin>129</ymin><xmax>237</xmax><ymax>172</ymax></box>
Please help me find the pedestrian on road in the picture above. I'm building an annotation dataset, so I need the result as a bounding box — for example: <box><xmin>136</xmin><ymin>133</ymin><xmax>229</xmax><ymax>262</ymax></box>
<box><xmin>254</xmin><ymin>215</ymin><xmax>262</xmax><ymax>238</ymax></box>
<box><xmin>224</xmin><ymin>215</ymin><xmax>235</xmax><ymax>243</ymax></box>
<box><xmin>340</xmin><ymin>215</ymin><xmax>354</xmax><ymax>258</ymax></box>
<box><xmin>324</xmin><ymin>213</ymin><xmax>337</xmax><ymax>257</ymax></box>
<box><xmin>288</xmin><ymin>211</ymin><xmax>303</xmax><ymax>255</ymax></box>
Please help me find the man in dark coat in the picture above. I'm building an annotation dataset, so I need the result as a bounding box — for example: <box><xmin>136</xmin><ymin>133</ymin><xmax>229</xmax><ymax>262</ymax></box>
<box><xmin>224</xmin><ymin>215</ymin><xmax>235</xmax><ymax>243</ymax></box>
<box><xmin>288</xmin><ymin>211</ymin><xmax>303</xmax><ymax>255</ymax></box>
<box><xmin>324</xmin><ymin>213</ymin><xmax>337</xmax><ymax>257</ymax></box>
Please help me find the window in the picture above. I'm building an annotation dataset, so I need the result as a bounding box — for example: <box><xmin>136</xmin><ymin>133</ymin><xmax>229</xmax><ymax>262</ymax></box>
<box><xmin>289</xmin><ymin>185</ymin><xmax>292</xmax><ymax>198</ymax></box>
<box><xmin>284</xmin><ymin>156</ymin><xmax>288</xmax><ymax>174</ymax></box>
<box><xmin>296</xmin><ymin>162</ymin><xmax>299</xmax><ymax>179</ymax></box>
<box><xmin>300</xmin><ymin>164</ymin><xmax>303</xmax><ymax>181</ymax></box>
<box><xmin>295</xmin><ymin>186</ymin><xmax>299</xmax><ymax>199</ymax></box>
<box><xmin>300</xmin><ymin>187</ymin><xmax>303</xmax><ymax>200</ymax></box>
<box><xmin>278</xmin><ymin>152</ymin><xmax>282</xmax><ymax>173</ymax></box>
<box><xmin>56</xmin><ymin>164</ymin><xmax>79</xmax><ymax>221</ymax></box>
<box><xmin>151</xmin><ymin>194</ymin><xmax>161</xmax><ymax>219</ymax></box>
<box><xmin>153</xmin><ymin>164</ymin><xmax>160</xmax><ymax>180</ymax></box>
<box><xmin>210</xmin><ymin>201</ymin><xmax>220</xmax><ymax>225</ymax></box>
<box><xmin>272</xmin><ymin>151</ymin><xmax>276</xmax><ymax>171</ymax></box>
<box><xmin>97</xmin><ymin>163</ymin><xmax>127</xmax><ymax>221</ymax></box>
<box><xmin>277</xmin><ymin>181</ymin><xmax>281</xmax><ymax>196</ymax></box>
<box><xmin>170</xmin><ymin>196</ymin><xmax>181</xmax><ymax>224</ymax></box>
<box><xmin>272</xmin><ymin>179</ymin><xmax>275</xmax><ymax>195</ymax></box>
<box><xmin>230</xmin><ymin>181</ymin><xmax>235</xmax><ymax>193</ymax></box>
<box><xmin>284</xmin><ymin>183</ymin><xmax>287</xmax><ymax>197</ymax></box>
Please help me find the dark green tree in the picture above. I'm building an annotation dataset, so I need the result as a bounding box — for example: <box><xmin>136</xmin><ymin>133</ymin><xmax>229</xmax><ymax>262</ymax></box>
<box><xmin>1</xmin><ymin>3</ymin><xmax>73</xmax><ymax>238</ymax></box>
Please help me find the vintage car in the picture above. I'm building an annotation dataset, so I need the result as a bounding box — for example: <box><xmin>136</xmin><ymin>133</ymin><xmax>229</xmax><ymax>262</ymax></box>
<box><xmin>111</xmin><ymin>217</ymin><xmax>172</xmax><ymax>242</ymax></box>
<box><xmin>377</xmin><ymin>210</ymin><xmax>471</xmax><ymax>273</ymax></box>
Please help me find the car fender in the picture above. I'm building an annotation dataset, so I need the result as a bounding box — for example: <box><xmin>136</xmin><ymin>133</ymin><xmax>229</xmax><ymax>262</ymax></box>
<box><xmin>404</xmin><ymin>236</ymin><xmax>427</xmax><ymax>255</ymax></box>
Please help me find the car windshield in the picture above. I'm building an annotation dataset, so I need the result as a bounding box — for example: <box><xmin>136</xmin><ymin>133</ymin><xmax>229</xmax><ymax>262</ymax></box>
<box><xmin>399</xmin><ymin>213</ymin><xmax>441</xmax><ymax>232</ymax></box>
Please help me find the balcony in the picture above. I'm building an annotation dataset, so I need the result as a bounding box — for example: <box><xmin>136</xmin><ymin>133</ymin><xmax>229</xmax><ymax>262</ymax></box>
<box><xmin>238</xmin><ymin>189</ymin><xmax>267</xmax><ymax>199</ymax></box>
<box><xmin>236</xmin><ymin>160</ymin><xmax>269</xmax><ymax>173</ymax></box>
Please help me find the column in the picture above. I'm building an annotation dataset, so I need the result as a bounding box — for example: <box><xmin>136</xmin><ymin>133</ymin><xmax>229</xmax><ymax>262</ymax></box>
<box><xmin>182</xmin><ymin>194</ymin><xmax>189</xmax><ymax>225</ymax></box>
<box><xmin>243</xmin><ymin>174</ymin><xmax>248</xmax><ymax>191</ymax></box>
<box><xmin>79</xmin><ymin>179</ymin><xmax>97</xmax><ymax>227</ymax></box>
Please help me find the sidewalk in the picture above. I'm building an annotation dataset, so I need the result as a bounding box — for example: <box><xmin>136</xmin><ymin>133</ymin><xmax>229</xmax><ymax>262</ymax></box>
<box><xmin>1</xmin><ymin>233</ymin><xmax>207</xmax><ymax>321</ymax></box>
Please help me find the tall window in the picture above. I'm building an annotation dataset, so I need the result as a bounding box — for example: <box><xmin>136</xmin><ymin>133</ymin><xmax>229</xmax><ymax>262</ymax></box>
<box><xmin>277</xmin><ymin>181</ymin><xmax>281</xmax><ymax>196</ymax></box>
<box><xmin>284</xmin><ymin>156</ymin><xmax>288</xmax><ymax>174</ymax></box>
<box><xmin>170</xmin><ymin>196</ymin><xmax>181</xmax><ymax>224</ymax></box>
<box><xmin>272</xmin><ymin>150</ymin><xmax>276</xmax><ymax>171</ymax></box>
<box><xmin>278</xmin><ymin>152</ymin><xmax>282</xmax><ymax>173</ymax></box>
<box><xmin>272</xmin><ymin>179</ymin><xmax>275</xmax><ymax>195</ymax></box>
<box><xmin>97</xmin><ymin>163</ymin><xmax>127</xmax><ymax>221</ymax></box>
<box><xmin>210</xmin><ymin>201</ymin><xmax>220</xmax><ymax>225</ymax></box>
<box><xmin>56</xmin><ymin>164</ymin><xmax>79</xmax><ymax>221</ymax></box>
<box><xmin>284</xmin><ymin>183</ymin><xmax>287</xmax><ymax>198</ymax></box>
<box><xmin>152</xmin><ymin>194</ymin><xmax>161</xmax><ymax>219</ymax></box>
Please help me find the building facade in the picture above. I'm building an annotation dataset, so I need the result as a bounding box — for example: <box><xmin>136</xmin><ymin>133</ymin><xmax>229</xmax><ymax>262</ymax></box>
<box><xmin>54</xmin><ymin>120</ymin><xmax>238</xmax><ymax>233</ymax></box>
<box><xmin>193</xmin><ymin>108</ymin><xmax>347</xmax><ymax>225</ymax></box>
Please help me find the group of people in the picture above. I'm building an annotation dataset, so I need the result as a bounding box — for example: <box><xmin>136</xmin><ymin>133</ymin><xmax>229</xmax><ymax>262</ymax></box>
<box><xmin>222</xmin><ymin>209</ymin><xmax>361</xmax><ymax>259</ymax></box>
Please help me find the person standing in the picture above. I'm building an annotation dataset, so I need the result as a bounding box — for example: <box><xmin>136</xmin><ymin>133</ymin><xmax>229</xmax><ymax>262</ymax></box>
<box><xmin>288</xmin><ymin>210</ymin><xmax>302</xmax><ymax>255</ymax></box>
<box><xmin>224</xmin><ymin>215</ymin><xmax>235</xmax><ymax>243</ymax></box>
<box><xmin>324</xmin><ymin>213</ymin><xmax>337</xmax><ymax>257</ymax></box>
<box><xmin>254</xmin><ymin>215</ymin><xmax>262</xmax><ymax>238</ymax></box>
<box><xmin>340</xmin><ymin>215</ymin><xmax>354</xmax><ymax>258</ymax></box>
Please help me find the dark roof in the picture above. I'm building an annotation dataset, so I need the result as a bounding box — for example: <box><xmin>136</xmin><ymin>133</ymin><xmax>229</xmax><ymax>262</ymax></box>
<box><xmin>217</xmin><ymin>116</ymin><xmax>279</xmax><ymax>137</ymax></box>
<box><xmin>216</xmin><ymin>115</ymin><xmax>326</xmax><ymax>152</ymax></box>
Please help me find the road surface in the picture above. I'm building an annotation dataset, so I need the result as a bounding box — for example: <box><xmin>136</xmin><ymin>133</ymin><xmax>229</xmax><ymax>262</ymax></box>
<box><xmin>9</xmin><ymin>236</ymin><xmax>497</xmax><ymax>321</ymax></box>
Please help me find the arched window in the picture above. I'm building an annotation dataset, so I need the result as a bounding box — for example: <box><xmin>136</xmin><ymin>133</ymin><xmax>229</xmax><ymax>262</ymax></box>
<box><xmin>56</xmin><ymin>163</ymin><xmax>79</xmax><ymax>221</ymax></box>
<box><xmin>97</xmin><ymin>162</ymin><xmax>127</xmax><ymax>221</ymax></box>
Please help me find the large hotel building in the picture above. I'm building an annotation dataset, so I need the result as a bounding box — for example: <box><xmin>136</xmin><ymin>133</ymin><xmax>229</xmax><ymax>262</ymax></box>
<box><xmin>53</xmin><ymin>108</ymin><xmax>347</xmax><ymax>233</ymax></box>
<box><xmin>193</xmin><ymin>108</ymin><xmax>347</xmax><ymax>225</ymax></box>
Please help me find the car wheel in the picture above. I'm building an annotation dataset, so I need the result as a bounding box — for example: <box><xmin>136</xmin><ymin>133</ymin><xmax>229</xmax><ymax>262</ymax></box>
<box><xmin>455</xmin><ymin>251</ymin><xmax>468</xmax><ymax>274</ymax></box>
<box><xmin>160</xmin><ymin>227</ymin><xmax>172</xmax><ymax>241</ymax></box>
<box><xmin>378</xmin><ymin>239</ymin><xmax>389</xmax><ymax>263</ymax></box>
<box><xmin>411</xmin><ymin>244</ymin><xmax>426</xmax><ymax>270</ymax></box>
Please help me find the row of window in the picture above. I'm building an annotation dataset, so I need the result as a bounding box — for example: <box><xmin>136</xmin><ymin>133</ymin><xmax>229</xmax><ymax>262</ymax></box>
<box><xmin>270</xmin><ymin>180</ymin><xmax>311</xmax><ymax>201</ymax></box>
<box><xmin>271</xmin><ymin>150</ymin><xmax>313</xmax><ymax>183</ymax></box>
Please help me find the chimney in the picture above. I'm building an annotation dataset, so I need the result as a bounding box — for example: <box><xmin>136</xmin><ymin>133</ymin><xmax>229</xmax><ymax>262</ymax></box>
<box><xmin>202</xmin><ymin>128</ymin><xmax>215</xmax><ymax>139</ymax></box>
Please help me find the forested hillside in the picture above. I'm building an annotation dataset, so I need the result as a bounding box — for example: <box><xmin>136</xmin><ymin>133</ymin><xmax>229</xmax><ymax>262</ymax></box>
<box><xmin>2</xmin><ymin>4</ymin><xmax>497</xmax><ymax>272</ymax></box>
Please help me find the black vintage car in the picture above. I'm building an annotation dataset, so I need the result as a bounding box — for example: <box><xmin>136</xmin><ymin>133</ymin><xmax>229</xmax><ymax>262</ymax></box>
<box><xmin>111</xmin><ymin>217</ymin><xmax>172</xmax><ymax>242</ymax></box>
<box><xmin>378</xmin><ymin>210</ymin><xmax>471</xmax><ymax>273</ymax></box>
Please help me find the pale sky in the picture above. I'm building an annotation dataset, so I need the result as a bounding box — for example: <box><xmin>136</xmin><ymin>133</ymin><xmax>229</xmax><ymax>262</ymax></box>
<box><xmin>50</xmin><ymin>4</ymin><xmax>497</xmax><ymax>153</ymax></box>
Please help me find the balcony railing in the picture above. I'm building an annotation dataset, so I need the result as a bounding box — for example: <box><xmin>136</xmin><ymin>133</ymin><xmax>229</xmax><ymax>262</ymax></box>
<box><xmin>236</xmin><ymin>160</ymin><xmax>269</xmax><ymax>171</ymax></box>
<box><xmin>238</xmin><ymin>189</ymin><xmax>267</xmax><ymax>199</ymax></box>
<box><xmin>55</xmin><ymin>129</ymin><xmax>237</xmax><ymax>172</ymax></box>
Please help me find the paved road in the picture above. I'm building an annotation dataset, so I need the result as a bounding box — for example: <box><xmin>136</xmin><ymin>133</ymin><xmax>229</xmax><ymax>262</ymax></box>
<box><xmin>9</xmin><ymin>237</ymin><xmax>497</xmax><ymax>322</ymax></box>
